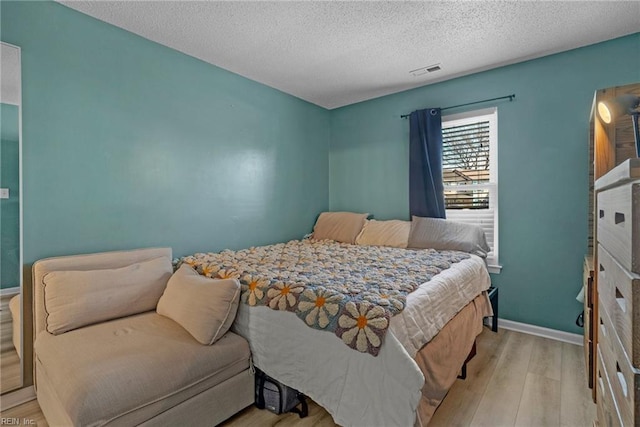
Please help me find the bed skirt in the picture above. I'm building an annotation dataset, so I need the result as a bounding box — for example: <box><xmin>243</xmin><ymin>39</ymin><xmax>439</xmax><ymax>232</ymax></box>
<box><xmin>414</xmin><ymin>292</ymin><xmax>493</xmax><ymax>426</ymax></box>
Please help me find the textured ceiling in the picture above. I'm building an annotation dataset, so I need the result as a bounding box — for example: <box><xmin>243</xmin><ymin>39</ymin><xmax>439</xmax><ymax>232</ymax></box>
<box><xmin>59</xmin><ymin>1</ymin><xmax>639</xmax><ymax>109</ymax></box>
<box><xmin>1</xmin><ymin>43</ymin><xmax>21</xmax><ymax>106</ymax></box>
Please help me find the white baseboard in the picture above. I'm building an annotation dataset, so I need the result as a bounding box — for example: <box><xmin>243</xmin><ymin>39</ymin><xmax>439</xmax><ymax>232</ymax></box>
<box><xmin>0</xmin><ymin>386</ymin><xmax>35</xmax><ymax>411</ymax></box>
<box><xmin>497</xmin><ymin>318</ymin><xmax>583</xmax><ymax>346</ymax></box>
<box><xmin>0</xmin><ymin>286</ymin><xmax>20</xmax><ymax>297</ymax></box>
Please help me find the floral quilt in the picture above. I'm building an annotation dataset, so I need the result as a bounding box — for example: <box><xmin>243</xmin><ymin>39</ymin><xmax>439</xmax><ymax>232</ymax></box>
<box><xmin>179</xmin><ymin>239</ymin><xmax>469</xmax><ymax>356</ymax></box>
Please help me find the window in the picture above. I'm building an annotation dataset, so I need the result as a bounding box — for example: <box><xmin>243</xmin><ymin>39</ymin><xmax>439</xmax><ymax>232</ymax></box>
<box><xmin>442</xmin><ymin>108</ymin><xmax>500</xmax><ymax>272</ymax></box>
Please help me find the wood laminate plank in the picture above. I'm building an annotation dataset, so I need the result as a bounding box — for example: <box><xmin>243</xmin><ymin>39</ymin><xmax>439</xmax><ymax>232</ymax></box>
<box><xmin>1</xmin><ymin>299</ymin><xmax>22</xmax><ymax>394</ymax></box>
<box><xmin>561</xmin><ymin>342</ymin><xmax>598</xmax><ymax>427</ymax></box>
<box><xmin>1</xmin><ymin>330</ymin><xmax>596</xmax><ymax>427</ymax></box>
<box><xmin>528</xmin><ymin>335</ymin><xmax>562</xmax><ymax>381</ymax></box>
<box><xmin>429</xmin><ymin>327</ymin><xmax>508</xmax><ymax>427</ymax></box>
<box><xmin>514</xmin><ymin>372</ymin><xmax>561</xmax><ymax>427</ymax></box>
<box><xmin>0</xmin><ymin>346</ymin><xmax>21</xmax><ymax>394</ymax></box>
<box><xmin>1</xmin><ymin>320</ymin><xmax>16</xmax><ymax>351</ymax></box>
<box><xmin>221</xmin><ymin>398</ymin><xmax>336</xmax><ymax>427</ymax></box>
<box><xmin>266</xmin><ymin>400</ymin><xmax>336</xmax><ymax>427</ymax></box>
<box><xmin>469</xmin><ymin>331</ymin><xmax>534</xmax><ymax>427</ymax></box>
<box><xmin>0</xmin><ymin>400</ymin><xmax>48</xmax><ymax>427</ymax></box>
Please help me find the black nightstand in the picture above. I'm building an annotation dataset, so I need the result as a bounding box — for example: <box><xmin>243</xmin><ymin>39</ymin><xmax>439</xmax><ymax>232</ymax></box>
<box><xmin>487</xmin><ymin>286</ymin><xmax>498</xmax><ymax>332</ymax></box>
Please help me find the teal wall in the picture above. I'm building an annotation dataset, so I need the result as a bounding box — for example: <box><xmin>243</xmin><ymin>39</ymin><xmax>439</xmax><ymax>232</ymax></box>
<box><xmin>330</xmin><ymin>33</ymin><xmax>640</xmax><ymax>333</ymax></box>
<box><xmin>1</xmin><ymin>1</ymin><xmax>329</xmax><ymax>264</ymax></box>
<box><xmin>2</xmin><ymin>0</ymin><xmax>638</xmax><ymax>333</ymax></box>
<box><xmin>1</xmin><ymin>103</ymin><xmax>20</xmax><ymax>288</ymax></box>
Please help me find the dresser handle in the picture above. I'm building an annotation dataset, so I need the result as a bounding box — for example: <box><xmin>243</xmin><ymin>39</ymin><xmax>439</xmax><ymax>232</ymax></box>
<box><xmin>616</xmin><ymin>287</ymin><xmax>627</xmax><ymax>313</ymax></box>
<box><xmin>598</xmin><ymin>369</ymin><xmax>605</xmax><ymax>394</ymax></box>
<box><xmin>616</xmin><ymin>362</ymin><xmax>628</xmax><ymax>398</ymax></box>
<box><xmin>615</xmin><ymin>212</ymin><xmax>625</xmax><ymax>224</ymax></box>
<box><xmin>600</xmin><ymin>317</ymin><xmax>606</xmax><ymax>336</ymax></box>
<box><xmin>599</xmin><ymin>209</ymin><xmax>605</xmax><ymax>218</ymax></box>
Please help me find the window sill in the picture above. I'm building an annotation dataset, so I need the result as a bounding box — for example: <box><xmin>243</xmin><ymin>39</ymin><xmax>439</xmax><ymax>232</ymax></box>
<box><xmin>487</xmin><ymin>264</ymin><xmax>502</xmax><ymax>274</ymax></box>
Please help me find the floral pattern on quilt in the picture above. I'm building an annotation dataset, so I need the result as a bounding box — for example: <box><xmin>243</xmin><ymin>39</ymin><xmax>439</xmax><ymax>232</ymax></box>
<box><xmin>179</xmin><ymin>239</ymin><xmax>469</xmax><ymax>356</ymax></box>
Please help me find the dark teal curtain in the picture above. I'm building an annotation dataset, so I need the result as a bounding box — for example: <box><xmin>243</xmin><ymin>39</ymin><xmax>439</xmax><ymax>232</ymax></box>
<box><xmin>409</xmin><ymin>108</ymin><xmax>445</xmax><ymax>218</ymax></box>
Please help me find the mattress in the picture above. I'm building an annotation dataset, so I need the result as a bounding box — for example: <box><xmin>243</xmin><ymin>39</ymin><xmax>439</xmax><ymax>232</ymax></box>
<box><xmin>182</xmin><ymin>240</ymin><xmax>479</xmax><ymax>355</ymax></box>
<box><xmin>391</xmin><ymin>252</ymin><xmax>491</xmax><ymax>356</ymax></box>
<box><xmin>230</xmin><ymin>250</ymin><xmax>491</xmax><ymax>426</ymax></box>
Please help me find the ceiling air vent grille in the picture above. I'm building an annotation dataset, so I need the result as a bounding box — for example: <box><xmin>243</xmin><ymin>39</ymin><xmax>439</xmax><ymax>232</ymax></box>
<box><xmin>410</xmin><ymin>64</ymin><xmax>441</xmax><ymax>76</ymax></box>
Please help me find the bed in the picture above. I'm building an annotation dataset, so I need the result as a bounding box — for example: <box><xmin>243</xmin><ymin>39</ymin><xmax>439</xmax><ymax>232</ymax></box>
<box><xmin>180</xmin><ymin>235</ymin><xmax>492</xmax><ymax>427</ymax></box>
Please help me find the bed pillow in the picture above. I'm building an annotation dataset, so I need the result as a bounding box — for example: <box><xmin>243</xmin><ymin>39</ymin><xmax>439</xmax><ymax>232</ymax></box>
<box><xmin>408</xmin><ymin>216</ymin><xmax>491</xmax><ymax>257</ymax></box>
<box><xmin>312</xmin><ymin>211</ymin><xmax>369</xmax><ymax>244</ymax></box>
<box><xmin>156</xmin><ymin>264</ymin><xmax>241</xmax><ymax>345</ymax></box>
<box><xmin>43</xmin><ymin>256</ymin><xmax>173</xmax><ymax>335</ymax></box>
<box><xmin>355</xmin><ymin>219</ymin><xmax>411</xmax><ymax>248</ymax></box>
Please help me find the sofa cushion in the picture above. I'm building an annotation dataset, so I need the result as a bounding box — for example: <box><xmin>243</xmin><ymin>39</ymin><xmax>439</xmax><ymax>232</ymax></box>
<box><xmin>35</xmin><ymin>312</ymin><xmax>250</xmax><ymax>427</ymax></box>
<box><xmin>42</xmin><ymin>256</ymin><xmax>172</xmax><ymax>335</ymax></box>
<box><xmin>157</xmin><ymin>264</ymin><xmax>241</xmax><ymax>345</ymax></box>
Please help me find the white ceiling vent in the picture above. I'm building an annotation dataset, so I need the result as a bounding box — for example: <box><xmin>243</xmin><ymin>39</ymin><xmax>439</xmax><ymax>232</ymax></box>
<box><xmin>410</xmin><ymin>64</ymin><xmax>441</xmax><ymax>77</ymax></box>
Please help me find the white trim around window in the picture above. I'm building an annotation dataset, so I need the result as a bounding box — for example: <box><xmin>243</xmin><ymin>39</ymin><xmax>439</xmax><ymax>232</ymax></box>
<box><xmin>442</xmin><ymin>107</ymin><xmax>501</xmax><ymax>273</ymax></box>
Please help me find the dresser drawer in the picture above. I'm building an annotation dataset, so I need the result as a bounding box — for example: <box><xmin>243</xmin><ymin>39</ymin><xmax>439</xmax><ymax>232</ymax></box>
<box><xmin>598</xmin><ymin>303</ymin><xmax>640</xmax><ymax>426</ymax></box>
<box><xmin>597</xmin><ymin>182</ymin><xmax>640</xmax><ymax>274</ymax></box>
<box><xmin>597</xmin><ymin>346</ymin><xmax>624</xmax><ymax>427</ymax></box>
<box><xmin>586</xmin><ymin>312</ymin><xmax>594</xmax><ymax>391</ymax></box>
<box><xmin>598</xmin><ymin>245</ymin><xmax>640</xmax><ymax>368</ymax></box>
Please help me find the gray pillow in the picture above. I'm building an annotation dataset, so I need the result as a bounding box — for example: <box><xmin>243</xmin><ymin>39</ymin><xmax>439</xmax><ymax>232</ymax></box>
<box><xmin>408</xmin><ymin>215</ymin><xmax>490</xmax><ymax>257</ymax></box>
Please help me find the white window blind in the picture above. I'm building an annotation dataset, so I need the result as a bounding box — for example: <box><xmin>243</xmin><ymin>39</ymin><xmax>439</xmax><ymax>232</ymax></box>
<box><xmin>442</xmin><ymin>108</ymin><xmax>500</xmax><ymax>271</ymax></box>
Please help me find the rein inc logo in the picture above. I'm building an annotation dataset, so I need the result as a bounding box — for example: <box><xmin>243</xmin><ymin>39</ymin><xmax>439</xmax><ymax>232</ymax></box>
<box><xmin>1</xmin><ymin>419</ymin><xmax>35</xmax><ymax>425</ymax></box>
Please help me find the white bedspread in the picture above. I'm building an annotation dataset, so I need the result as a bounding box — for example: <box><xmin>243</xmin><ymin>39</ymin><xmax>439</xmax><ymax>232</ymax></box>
<box><xmin>232</xmin><ymin>254</ymin><xmax>490</xmax><ymax>427</ymax></box>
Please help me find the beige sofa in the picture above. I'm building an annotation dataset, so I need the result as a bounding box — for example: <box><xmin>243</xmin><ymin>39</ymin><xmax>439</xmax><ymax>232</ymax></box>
<box><xmin>33</xmin><ymin>247</ymin><xmax>254</xmax><ymax>426</ymax></box>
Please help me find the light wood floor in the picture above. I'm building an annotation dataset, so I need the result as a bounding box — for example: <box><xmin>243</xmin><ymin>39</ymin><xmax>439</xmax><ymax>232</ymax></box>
<box><xmin>1</xmin><ymin>328</ymin><xmax>595</xmax><ymax>426</ymax></box>
<box><xmin>429</xmin><ymin>328</ymin><xmax>595</xmax><ymax>427</ymax></box>
<box><xmin>1</xmin><ymin>292</ymin><xmax>22</xmax><ymax>394</ymax></box>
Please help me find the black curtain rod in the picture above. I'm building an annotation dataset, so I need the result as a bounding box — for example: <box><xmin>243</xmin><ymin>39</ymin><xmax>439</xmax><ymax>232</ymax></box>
<box><xmin>400</xmin><ymin>93</ymin><xmax>516</xmax><ymax>119</ymax></box>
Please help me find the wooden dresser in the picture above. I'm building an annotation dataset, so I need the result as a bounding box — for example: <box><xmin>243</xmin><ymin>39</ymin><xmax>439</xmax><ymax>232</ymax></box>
<box><xmin>586</xmin><ymin>83</ymin><xmax>640</xmax><ymax>404</ymax></box>
<box><xmin>585</xmin><ymin>255</ymin><xmax>595</xmax><ymax>390</ymax></box>
<box><xmin>594</xmin><ymin>158</ymin><xmax>640</xmax><ymax>427</ymax></box>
